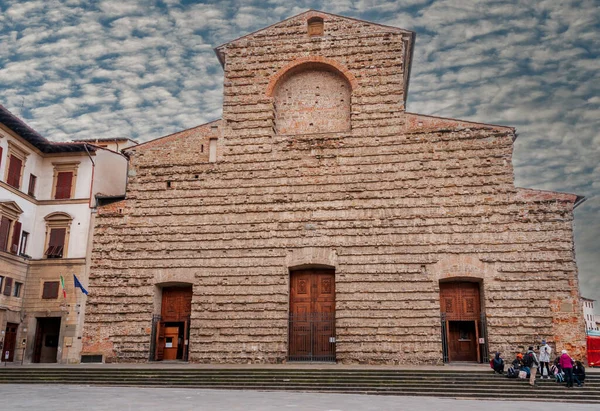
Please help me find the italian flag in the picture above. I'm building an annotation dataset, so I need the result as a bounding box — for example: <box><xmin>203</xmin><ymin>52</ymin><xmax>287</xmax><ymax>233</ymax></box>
<box><xmin>60</xmin><ymin>275</ymin><xmax>67</xmax><ymax>298</ymax></box>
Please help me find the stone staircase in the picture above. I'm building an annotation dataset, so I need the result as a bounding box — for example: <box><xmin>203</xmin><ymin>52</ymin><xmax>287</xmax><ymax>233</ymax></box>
<box><xmin>0</xmin><ymin>368</ymin><xmax>598</xmax><ymax>403</ymax></box>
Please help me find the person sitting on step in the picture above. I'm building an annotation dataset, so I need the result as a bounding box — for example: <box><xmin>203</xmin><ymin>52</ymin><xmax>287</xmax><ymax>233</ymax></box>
<box><xmin>492</xmin><ymin>352</ymin><xmax>505</xmax><ymax>374</ymax></box>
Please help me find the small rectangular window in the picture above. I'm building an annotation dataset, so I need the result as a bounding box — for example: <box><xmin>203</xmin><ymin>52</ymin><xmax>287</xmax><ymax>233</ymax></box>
<box><xmin>0</xmin><ymin>276</ymin><xmax>4</xmax><ymax>293</ymax></box>
<box><xmin>42</xmin><ymin>281</ymin><xmax>60</xmax><ymax>299</ymax></box>
<box><xmin>308</xmin><ymin>17</ymin><xmax>324</xmax><ymax>36</ymax></box>
<box><xmin>7</xmin><ymin>155</ymin><xmax>23</xmax><ymax>189</ymax></box>
<box><xmin>28</xmin><ymin>174</ymin><xmax>37</xmax><ymax>197</ymax></box>
<box><xmin>13</xmin><ymin>282</ymin><xmax>22</xmax><ymax>297</ymax></box>
<box><xmin>10</xmin><ymin>221</ymin><xmax>21</xmax><ymax>254</ymax></box>
<box><xmin>55</xmin><ymin>171</ymin><xmax>74</xmax><ymax>199</ymax></box>
<box><xmin>0</xmin><ymin>216</ymin><xmax>11</xmax><ymax>251</ymax></box>
<box><xmin>209</xmin><ymin>138</ymin><xmax>217</xmax><ymax>163</ymax></box>
<box><xmin>3</xmin><ymin>277</ymin><xmax>12</xmax><ymax>296</ymax></box>
<box><xmin>19</xmin><ymin>231</ymin><xmax>29</xmax><ymax>256</ymax></box>
<box><xmin>45</xmin><ymin>228</ymin><xmax>66</xmax><ymax>258</ymax></box>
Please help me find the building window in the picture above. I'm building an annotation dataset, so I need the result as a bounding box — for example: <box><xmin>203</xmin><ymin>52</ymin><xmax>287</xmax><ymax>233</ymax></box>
<box><xmin>42</xmin><ymin>281</ymin><xmax>60</xmax><ymax>299</ymax></box>
<box><xmin>7</xmin><ymin>155</ymin><xmax>23</xmax><ymax>188</ymax></box>
<box><xmin>52</xmin><ymin>162</ymin><xmax>79</xmax><ymax>200</ymax></box>
<box><xmin>28</xmin><ymin>174</ymin><xmax>37</xmax><ymax>197</ymax></box>
<box><xmin>9</xmin><ymin>221</ymin><xmax>21</xmax><ymax>254</ymax></box>
<box><xmin>209</xmin><ymin>138</ymin><xmax>217</xmax><ymax>163</ymax></box>
<box><xmin>13</xmin><ymin>282</ymin><xmax>22</xmax><ymax>297</ymax></box>
<box><xmin>45</xmin><ymin>228</ymin><xmax>66</xmax><ymax>258</ymax></box>
<box><xmin>307</xmin><ymin>17</ymin><xmax>324</xmax><ymax>37</ymax></box>
<box><xmin>5</xmin><ymin>141</ymin><xmax>28</xmax><ymax>190</ymax></box>
<box><xmin>3</xmin><ymin>277</ymin><xmax>12</xmax><ymax>296</ymax></box>
<box><xmin>55</xmin><ymin>172</ymin><xmax>73</xmax><ymax>199</ymax></box>
<box><xmin>0</xmin><ymin>217</ymin><xmax>20</xmax><ymax>254</ymax></box>
<box><xmin>0</xmin><ymin>201</ymin><xmax>23</xmax><ymax>254</ymax></box>
<box><xmin>0</xmin><ymin>276</ymin><xmax>3</xmax><ymax>292</ymax></box>
<box><xmin>44</xmin><ymin>212</ymin><xmax>73</xmax><ymax>259</ymax></box>
<box><xmin>19</xmin><ymin>231</ymin><xmax>29</xmax><ymax>256</ymax></box>
<box><xmin>0</xmin><ymin>216</ymin><xmax>11</xmax><ymax>251</ymax></box>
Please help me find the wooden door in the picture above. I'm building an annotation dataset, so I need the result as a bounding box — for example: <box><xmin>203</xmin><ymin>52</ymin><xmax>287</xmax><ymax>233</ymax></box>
<box><xmin>155</xmin><ymin>321</ymin><xmax>165</xmax><ymax>361</ymax></box>
<box><xmin>289</xmin><ymin>269</ymin><xmax>335</xmax><ymax>361</ymax></box>
<box><xmin>2</xmin><ymin>323</ymin><xmax>18</xmax><ymax>362</ymax></box>
<box><xmin>440</xmin><ymin>282</ymin><xmax>481</xmax><ymax>362</ymax></box>
<box><xmin>161</xmin><ymin>287</ymin><xmax>192</xmax><ymax>322</ymax></box>
<box><xmin>33</xmin><ymin>321</ymin><xmax>43</xmax><ymax>363</ymax></box>
<box><xmin>448</xmin><ymin>321</ymin><xmax>478</xmax><ymax>361</ymax></box>
<box><xmin>162</xmin><ymin>327</ymin><xmax>180</xmax><ymax>360</ymax></box>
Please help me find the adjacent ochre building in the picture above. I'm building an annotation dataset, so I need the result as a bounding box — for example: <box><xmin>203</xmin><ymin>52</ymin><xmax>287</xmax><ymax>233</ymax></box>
<box><xmin>82</xmin><ymin>11</ymin><xmax>587</xmax><ymax>364</ymax></box>
<box><xmin>0</xmin><ymin>105</ymin><xmax>129</xmax><ymax>364</ymax></box>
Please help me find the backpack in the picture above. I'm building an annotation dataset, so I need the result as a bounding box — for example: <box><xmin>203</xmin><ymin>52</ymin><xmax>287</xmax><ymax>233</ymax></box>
<box><xmin>524</xmin><ymin>352</ymin><xmax>535</xmax><ymax>367</ymax></box>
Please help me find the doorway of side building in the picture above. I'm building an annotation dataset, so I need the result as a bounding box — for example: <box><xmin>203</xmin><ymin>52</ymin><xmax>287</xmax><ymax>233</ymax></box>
<box><xmin>153</xmin><ymin>285</ymin><xmax>192</xmax><ymax>361</ymax></box>
<box><xmin>33</xmin><ymin>317</ymin><xmax>61</xmax><ymax>363</ymax></box>
<box><xmin>1</xmin><ymin>323</ymin><xmax>18</xmax><ymax>362</ymax></box>
<box><xmin>288</xmin><ymin>268</ymin><xmax>336</xmax><ymax>362</ymax></box>
<box><xmin>439</xmin><ymin>281</ymin><xmax>487</xmax><ymax>363</ymax></box>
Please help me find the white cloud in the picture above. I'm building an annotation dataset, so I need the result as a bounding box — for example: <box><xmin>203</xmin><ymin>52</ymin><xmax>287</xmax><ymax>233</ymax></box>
<box><xmin>0</xmin><ymin>0</ymin><xmax>598</xmax><ymax>305</ymax></box>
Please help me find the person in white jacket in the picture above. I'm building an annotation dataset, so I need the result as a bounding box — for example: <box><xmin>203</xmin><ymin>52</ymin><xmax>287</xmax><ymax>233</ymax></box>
<box><xmin>539</xmin><ymin>339</ymin><xmax>552</xmax><ymax>379</ymax></box>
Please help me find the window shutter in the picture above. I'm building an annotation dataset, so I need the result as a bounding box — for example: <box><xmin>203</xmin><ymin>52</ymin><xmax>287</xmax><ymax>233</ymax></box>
<box><xmin>28</xmin><ymin>174</ymin><xmax>37</xmax><ymax>197</ymax></box>
<box><xmin>7</xmin><ymin>155</ymin><xmax>23</xmax><ymax>189</ymax></box>
<box><xmin>3</xmin><ymin>277</ymin><xmax>12</xmax><ymax>296</ymax></box>
<box><xmin>0</xmin><ymin>146</ymin><xmax>3</xmax><ymax>168</ymax></box>
<box><xmin>0</xmin><ymin>216</ymin><xmax>11</xmax><ymax>251</ymax></box>
<box><xmin>42</xmin><ymin>281</ymin><xmax>60</xmax><ymax>299</ymax></box>
<box><xmin>10</xmin><ymin>221</ymin><xmax>21</xmax><ymax>254</ymax></box>
<box><xmin>55</xmin><ymin>172</ymin><xmax>73</xmax><ymax>199</ymax></box>
<box><xmin>46</xmin><ymin>228</ymin><xmax>66</xmax><ymax>258</ymax></box>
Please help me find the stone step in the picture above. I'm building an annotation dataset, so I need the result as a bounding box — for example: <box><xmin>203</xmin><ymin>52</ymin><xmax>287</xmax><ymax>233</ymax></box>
<box><xmin>1</xmin><ymin>368</ymin><xmax>597</xmax><ymax>403</ymax></box>
<box><xmin>1</xmin><ymin>369</ymin><xmax>597</xmax><ymax>377</ymax></box>
<box><xmin>2</xmin><ymin>380</ymin><xmax>599</xmax><ymax>402</ymax></box>
<box><xmin>0</xmin><ymin>374</ymin><xmax>596</xmax><ymax>384</ymax></box>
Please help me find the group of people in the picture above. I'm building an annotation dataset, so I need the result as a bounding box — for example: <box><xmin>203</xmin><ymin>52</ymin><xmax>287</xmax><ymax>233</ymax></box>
<box><xmin>490</xmin><ymin>339</ymin><xmax>586</xmax><ymax>388</ymax></box>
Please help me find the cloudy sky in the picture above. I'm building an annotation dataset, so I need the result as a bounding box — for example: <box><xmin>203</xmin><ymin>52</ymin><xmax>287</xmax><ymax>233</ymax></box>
<box><xmin>1</xmin><ymin>1</ymin><xmax>598</xmax><ymax>308</ymax></box>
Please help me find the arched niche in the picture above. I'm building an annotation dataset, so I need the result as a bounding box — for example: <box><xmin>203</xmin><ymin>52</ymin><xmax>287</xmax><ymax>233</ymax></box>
<box><xmin>272</xmin><ymin>62</ymin><xmax>352</xmax><ymax>135</ymax></box>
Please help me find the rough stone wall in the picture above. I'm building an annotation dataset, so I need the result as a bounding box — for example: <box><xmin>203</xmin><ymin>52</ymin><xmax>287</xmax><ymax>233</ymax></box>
<box><xmin>273</xmin><ymin>67</ymin><xmax>351</xmax><ymax>134</ymax></box>
<box><xmin>82</xmin><ymin>11</ymin><xmax>586</xmax><ymax>364</ymax></box>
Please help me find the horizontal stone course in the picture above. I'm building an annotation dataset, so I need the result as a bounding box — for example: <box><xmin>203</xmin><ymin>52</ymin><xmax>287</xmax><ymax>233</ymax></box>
<box><xmin>82</xmin><ymin>11</ymin><xmax>586</xmax><ymax>365</ymax></box>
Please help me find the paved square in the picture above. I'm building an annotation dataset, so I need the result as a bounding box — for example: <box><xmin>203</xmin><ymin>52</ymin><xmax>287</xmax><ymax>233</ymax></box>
<box><xmin>1</xmin><ymin>384</ymin><xmax>598</xmax><ymax>411</ymax></box>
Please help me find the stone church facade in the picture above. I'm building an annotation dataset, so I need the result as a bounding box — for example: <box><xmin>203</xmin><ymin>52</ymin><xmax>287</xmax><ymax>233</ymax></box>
<box><xmin>82</xmin><ymin>11</ymin><xmax>587</xmax><ymax>364</ymax></box>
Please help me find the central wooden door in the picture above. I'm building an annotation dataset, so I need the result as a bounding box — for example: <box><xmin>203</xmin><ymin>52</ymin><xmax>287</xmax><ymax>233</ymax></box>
<box><xmin>440</xmin><ymin>282</ymin><xmax>481</xmax><ymax>362</ymax></box>
<box><xmin>289</xmin><ymin>269</ymin><xmax>335</xmax><ymax>361</ymax></box>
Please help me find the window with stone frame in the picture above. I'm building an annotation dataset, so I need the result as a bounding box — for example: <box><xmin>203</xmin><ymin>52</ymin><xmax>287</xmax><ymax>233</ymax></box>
<box><xmin>19</xmin><ymin>231</ymin><xmax>29</xmax><ymax>256</ymax></box>
<box><xmin>307</xmin><ymin>17</ymin><xmax>324</xmax><ymax>36</ymax></box>
<box><xmin>13</xmin><ymin>281</ymin><xmax>22</xmax><ymax>298</ymax></box>
<box><xmin>0</xmin><ymin>216</ymin><xmax>11</xmax><ymax>252</ymax></box>
<box><xmin>42</xmin><ymin>281</ymin><xmax>60</xmax><ymax>299</ymax></box>
<box><xmin>44</xmin><ymin>212</ymin><xmax>72</xmax><ymax>259</ymax></box>
<box><xmin>52</xmin><ymin>162</ymin><xmax>79</xmax><ymax>200</ymax></box>
<box><xmin>5</xmin><ymin>142</ymin><xmax>28</xmax><ymax>190</ymax></box>
<box><xmin>3</xmin><ymin>277</ymin><xmax>12</xmax><ymax>296</ymax></box>
<box><xmin>28</xmin><ymin>174</ymin><xmax>37</xmax><ymax>197</ymax></box>
<box><xmin>0</xmin><ymin>201</ymin><xmax>23</xmax><ymax>254</ymax></box>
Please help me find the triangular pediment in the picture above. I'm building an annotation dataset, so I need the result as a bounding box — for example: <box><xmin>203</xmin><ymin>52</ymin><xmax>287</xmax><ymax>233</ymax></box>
<box><xmin>0</xmin><ymin>200</ymin><xmax>24</xmax><ymax>216</ymax></box>
<box><xmin>214</xmin><ymin>10</ymin><xmax>414</xmax><ymax>66</ymax></box>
